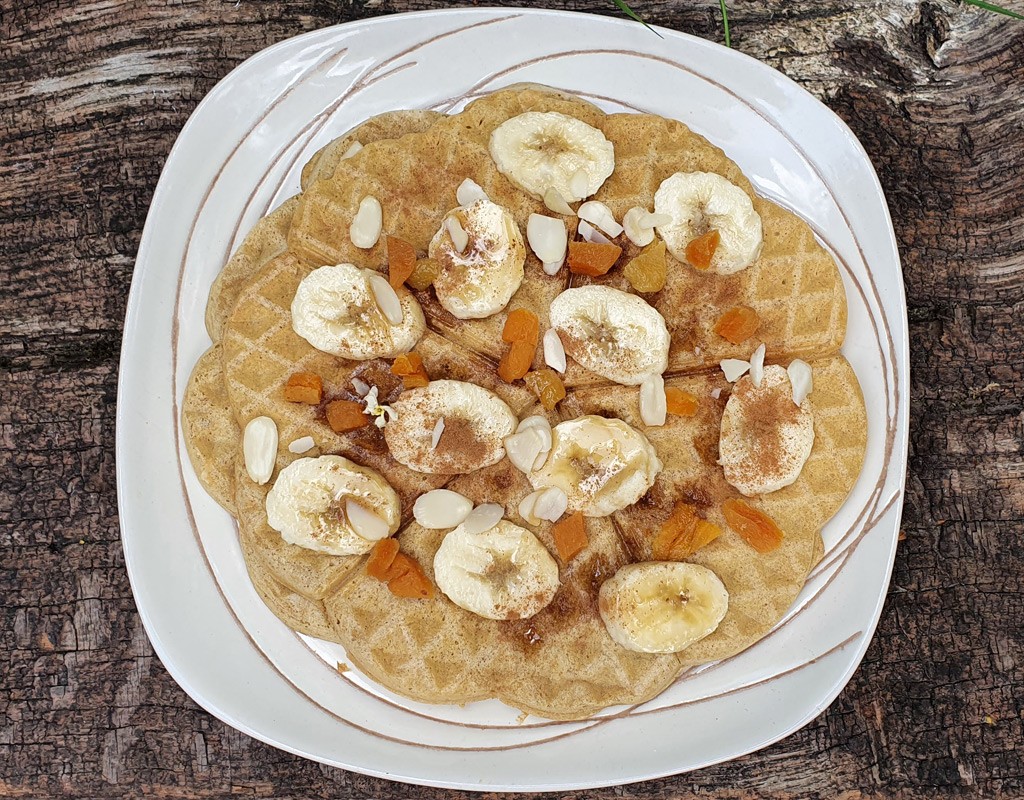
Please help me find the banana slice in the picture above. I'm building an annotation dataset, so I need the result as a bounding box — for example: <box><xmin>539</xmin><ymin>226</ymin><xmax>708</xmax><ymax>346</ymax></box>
<box><xmin>598</xmin><ymin>562</ymin><xmax>729</xmax><ymax>653</ymax></box>
<box><xmin>489</xmin><ymin>111</ymin><xmax>614</xmax><ymax>202</ymax></box>
<box><xmin>428</xmin><ymin>199</ymin><xmax>525</xmax><ymax>319</ymax></box>
<box><xmin>433</xmin><ymin>519</ymin><xmax>560</xmax><ymax>620</ymax></box>
<box><xmin>549</xmin><ymin>286</ymin><xmax>670</xmax><ymax>385</ymax></box>
<box><xmin>265</xmin><ymin>455</ymin><xmax>400</xmax><ymax>555</ymax></box>
<box><xmin>719</xmin><ymin>364</ymin><xmax>815</xmax><ymax>496</ymax></box>
<box><xmin>291</xmin><ymin>263</ymin><xmax>425</xmax><ymax>359</ymax></box>
<box><xmin>654</xmin><ymin>172</ymin><xmax>763</xmax><ymax>274</ymax></box>
<box><xmin>530</xmin><ymin>415</ymin><xmax>662</xmax><ymax>517</ymax></box>
<box><xmin>384</xmin><ymin>380</ymin><xmax>517</xmax><ymax>474</ymax></box>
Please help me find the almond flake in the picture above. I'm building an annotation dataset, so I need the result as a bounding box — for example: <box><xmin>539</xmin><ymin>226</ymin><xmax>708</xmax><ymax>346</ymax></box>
<box><xmin>287</xmin><ymin>436</ymin><xmax>315</xmax><ymax>454</ymax></box>
<box><xmin>569</xmin><ymin>169</ymin><xmax>589</xmax><ymax>201</ymax></box>
<box><xmin>749</xmin><ymin>343</ymin><xmax>766</xmax><ymax>388</ymax></box>
<box><xmin>430</xmin><ymin>417</ymin><xmax>445</xmax><ymax>450</ymax></box>
<box><xmin>623</xmin><ymin>206</ymin><xmax>655</xmax><ymax>247</ymax></box>
<box><xmin>341</xmin><ymin>141</ymin><xmax>363</xmax><ymax>159</ymax></box>
<box><xmin>349</xmin><ymin>196</ymin><xmax>382</xmax><ymax>249</ymax></box>
<box><xmin>639</xmin><ymin>374</ymin><xmax>667</xmax><ymax>427</ymax></box>
<box><xmin>720</xmin><ymin>359</ymin><xmax>751</xmax><ymax>383</ymax></box>
<box><xmin>352</xmin><ymin>377</ymin><xmax>370</xmax><ymax>397</ymax></box>
<box><xmin>414</xmin><ymin>489</ymin><xmax>473</xmax><ymax>529</ymax></box>
<box><xmin>533</xmin><ymin>487</ymin><xmax>568</xmax><ymax>522</ymax></box>
<box><xmin>578</xmin><ymin>201</ymin><xmax>623</xmax><ymax>238</ymax></box>
<box><xmin>367</xmin><ymin>272</ymin><xmax>404</xmax><ymax>325</ymax></box>
<box><xmin>787</xmin><ymin>359</ymin><xmax>814</xmax><ymax>407</ymax></box>
<box><xmin>543</xmin><ymin>328</ymin><xmax>567</xmax><ymax>373</ymax></box>
<box><xmin>457</xmin><ymin>178</ymin><xmax>488</xmax><ymax>207</ymax></box>
<box><xmin>710</xmin><ymin>387</ymin><xmax>723</xmax><ymax>400</ymax></box>
<box><xmin>460</xmin><ymin>503</ymin><xmax>504</xmax><ymax>535</ymax></box>
<box><xmin>504</xmin><ymin>428</ymin><xmax>545</xmax><ymax>475</ymax></box>
<box><xmin>243</xmin><ymin>416</ymin><xmax>278</xmax><ymax>485</ymax></box>
<box><xmin>543</xmin><ymin>187</ymin><xmax>575</xmax><ymax>216</ymax></box>
<box><xmin>346</xmin><ymin>500</ymin><xmax>390</xmax><ymax>542</ymax></box>
<box><xmin>543</xmin><ymin>254</ymin><xmax>565</xmax><ymax>276</ymax></box>
<box><xmin>446</xmin><ymin>216</ymin><xmax>469</xmax><ymax>254</ymax></box>
<box><xmin>578</xmin><ymin>219</ymin><xmax>611</xmax><ymax>245</ymax></box>
<box><xmin>527</xmin><ymin>213</ymin><xmax>568</xmax><ymax>264</ymax></box>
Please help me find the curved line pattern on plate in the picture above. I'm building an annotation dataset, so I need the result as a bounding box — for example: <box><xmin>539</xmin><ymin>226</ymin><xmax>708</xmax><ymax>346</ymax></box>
<box><xmin>170</xmin><ymin>16</ymin><xmax>903</xmax><ymax>751</ymax></box>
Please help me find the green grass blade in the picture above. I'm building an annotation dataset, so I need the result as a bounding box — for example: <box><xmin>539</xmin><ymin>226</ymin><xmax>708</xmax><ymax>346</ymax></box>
<box><xmin>964</xmin><ymin>0</ymin><xmax>1024</xmax><ymax>19</ymax></box>
<box><xmin>720</xmin><ymin>0</ymin><xmax>732</xmax><ymax>47</ymax></box>
<box><xmin>609</xmin><ymin>0</ymin><xmax>664</xmax><ymax>37</ymax></box>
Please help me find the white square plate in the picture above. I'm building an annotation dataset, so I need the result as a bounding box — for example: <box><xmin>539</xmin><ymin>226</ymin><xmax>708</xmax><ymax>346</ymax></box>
<box><xmin>117</xmin><ymin>8</ymin><xmax>909</xmax><ymax>790</ymax></box>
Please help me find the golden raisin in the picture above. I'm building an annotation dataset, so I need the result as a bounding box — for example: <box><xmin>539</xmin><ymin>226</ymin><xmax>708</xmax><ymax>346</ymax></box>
<box><xmin>651</xmin><ymin>502</ymin><xmax>722</xmax><ymax>560</ymax></box>
<box><xmin>406</xmin><ymin>257</ymin><xmax>441</xmax><ymax>291</ymax></box>
<box><xmin>665</xmin><ymin>387</ymin><xmax>699</xmax><ymax>416</ymax></box>
<box><xmin>685</xmin><ymin>229</ymin><xmax>721</xmax><ymax>270</ymax></box>
<box><xmin>624</xmin><ymin>240</ymin><xmax>667</xmax><ymax>293</ymax></box>
<box><xmin>713</xmin><ymin>305</ymin><xmax>761</xmax><ymax>345</ymax></box>
<box><xmin>524</xmin><ymin>369</ymin><xmax>566</xmax><ymax>410</ymax></box>
<box><xmin>722</xmin><ymin>499</ymin><xmax>784</xmax><ymax>553</ymax></box>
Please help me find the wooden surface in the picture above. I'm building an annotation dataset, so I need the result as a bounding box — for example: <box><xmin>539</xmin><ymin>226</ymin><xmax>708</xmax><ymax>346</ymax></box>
<box><xmin>1</xmin><ymin>0</ymin><xmax>1022</xmax><ymax>797</ymax></box>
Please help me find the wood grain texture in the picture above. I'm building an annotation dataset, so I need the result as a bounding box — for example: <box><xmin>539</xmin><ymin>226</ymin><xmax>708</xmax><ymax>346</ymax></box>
<box><xmin>1</xmin><ymin>0</ymin><xmax>1022</xmax><ymax>796</ymax></box>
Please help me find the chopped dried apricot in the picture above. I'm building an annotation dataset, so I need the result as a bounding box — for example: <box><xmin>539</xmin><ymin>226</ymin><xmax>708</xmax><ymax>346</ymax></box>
<box><xmin>502</xmin><ymin>308</ymin><xmax>540</xmax><ymax>346</ymax></box>
<box><xmin>498</xmin><ymin>339</ymin><xmax>535</xmax><ymax>383</ymax></box>
<box><xmin>283</xmin><ymin>372</ymin><xmax>323</xmax><ymax>404</ymax></box>
<box><xmin>366</xmin><ymin>544</ymin><xmax>436</xmax><ymax>599</ymax></box>
<box><xmin>685</xmin><ymin>229</ymin><xmax>721</xmax><ymax>270</ymax></box>
<box><xmin>406</xmin><ymin>257</ymin><xmax>440</xmax><ymax>291</ymax></box>
<box><xmin>665</xmin><ymin>387</ymin><xmax>699</xmax><ymax>417</ymax></box>
<box><xmin>568</xmin><ymin>241</ymin><xmax>622</xmax><ymax>276</ymax></box>
<box><xmin>552</xmin><ymin>512</ymin><xmax>588</xmax><ymax>563</ymax></box>
<box><xmin>713</xmin><ymin>305</ymin><xmax>761</xmax><ymax>344</ymax></box>
<box><xmin>652</xmin><ymin>502</ymin><xmax>722</xmax><ymax>560</ymax></box>
<box><xmin>524</xmin><ymin>368</ymin><xmax>566</xmax><ymax>410</ymax></box>
<box><xmin>325</xmin><ymin>399</ymin><xmax>369</xmax><ymax>433</ymax></box>
<box><xmin>722</xmin><ymin>499</ymin><xmax>784</xmax><ymax>553</ymax></box>
<box><xmin>391</xmin><ymin>352</ymin><xmax>430</xmax><ymax>389</ymax></box>
<box><xmin>365</xmin><ymin>538</ymin><xmax>400</xmax><ymax>580</ymax></box>
<box><xmin>624</xmin><ymin>240</ymin><xmax>667</xmax><ymax>293</ymax></box>
<box><xmin>386</xmin><ymin>235</ymin><xmax>418</xmax><ymax>289</ymax></box>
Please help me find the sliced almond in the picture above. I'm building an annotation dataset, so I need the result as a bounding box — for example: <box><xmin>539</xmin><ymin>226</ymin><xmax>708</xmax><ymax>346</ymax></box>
<box><xmin>346</xmin><ymin>500</ymin><xmax>390</xmax><ymax>542</ymax></box>
<box><xmin>787</xmin><ymin>359</ymin><xmax>813</xmax><ymax>407</ymax></box>
<box><xmin>720</xmin><ymin>359</ymin><xmax>751</xmax><ymax>383</ymax></box>
<box><xmin>640</xmin><ymin>212</ymin><xmax>672</xmax><ymax>228</ymax></box>
<box><xmin>446</xmin><ymin>216</ymin><xmax>469</xmax><ymax>254</ymax></box>
<box><xmin>352</xmin><ymin>377</ymin><xmax>370</xmax><ymax>397</ymax></box>
<box><xmin>543</xmin><ymin>254</ymin><xmax>565</xmax><ymax>276</ymax></box>
<box><xmin>460</xmin><ymin>503</ymin><xmax>505</xmax><ymax>535</ymax></box>
<box><xmin>544</xmin><ymin>187</ymin><xmax>575</xmax><ymax>216</ymax></box>
<box><xmin>350</xmin><ymin>196</ymin><xmax>382</xmax><ymax>249</ymax></box>
<box><xmin>639</xmin><ymin>374</ymin><xmax>667</xmax><ymax>427</ymax></box>
<box><xmin>430</xmin><ymin>417</ymin><xmax>446</xmax><ymax>450</ymax></box>
<box><xmin>341</xmin><ymin>141</ymin><xmax>363</xmax><ymax>159</ymax></box>
<box><xmin>577</xmin><ymin>219</ymin><xmax>611</xmax><ymax>245</ymax></box>
<box><xmin>366</xmin><ymin>272</ymin><xmax>404</xmax><ymax>324</ymax></box>
<box><xmin>543</xmin><ymin>328</ymin><xmax>567</xmax><ymax>373</ymax></box>
<box><xmin>517</xmin><ymin>415</ymin><xmax>553</xmax><ymax>452</ymax></box>
<box><xmin>533</xmin><ymin>486</ymin><xmax>568</xmax><ymax>522</ymax></box>
<box><xmin>519</xmin><ymin>486</ymin><xmax>567</xmax><ymax>524</ymax></box>
<box><xmin>457</xmin><ymin>178</ymin><xmax>488</xmax><ymax>207</ymax></box>
<box><xmin>749</xmin><ymin>343</ymin><xmax>766</xmax><ymax>388</ymax></box>
<box><xmin>578</xmin><ymin>201</ymin><xmax>623</xmax><ymax>238</ymax></box>
<box><xmin>413</xmin><ymin>489</ymin><xmax>474</xmax><ymax>529</ymax></box>
<box><xmin>527</xmin><ymin>213</ymin><xmax>568</xmax><ymax>264</ymax></box>
<box><xmin>287</xmin><ymin>436</ymin><xmax>315</xmax><ymax>454</ymax></box>
<box><xmin>243</xmin><ymin>416</ymin><xmax>278</xmax><ymax>485</ymax></box>
<box><xmin>504</xmin><ymin>428</ymin><xmax>545</xmax><ymax>475</ymax></box>
<box><xmin>569</xmin><ymin>169</ymin><xmax>589</xmax><ymax>202</ymax></box>
<box><xmin>623</xmin><ymin>207</ymin><xmax>655</xmax><ymax>247</ymax></box>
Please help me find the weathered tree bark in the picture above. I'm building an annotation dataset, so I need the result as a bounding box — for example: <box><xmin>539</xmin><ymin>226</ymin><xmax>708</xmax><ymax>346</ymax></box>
<box><xmin>1</xmin><ymin>0</ymin><xmax>1021</xmax><ymax>797</ymax></box>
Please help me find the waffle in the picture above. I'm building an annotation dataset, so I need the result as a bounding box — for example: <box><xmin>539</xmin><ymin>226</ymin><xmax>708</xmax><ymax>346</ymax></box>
<box><xmin>325</xmin><ymin>356</ymin><xmax>862</xmax><ymax>716</ymax></box>
<box><xmin>182</xmin><ymin>84</ymin><xmax>867</xmax><ymax>720</ymax></box>
<box><xmin>289</xmin><ymin>85</ymin><xmax>846</xmax><ymax>380</ymax></box>
<box><xmin>185</xmin><ymin>111</ymin><xmax>446</xmax><ymax>514</ymax></box>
